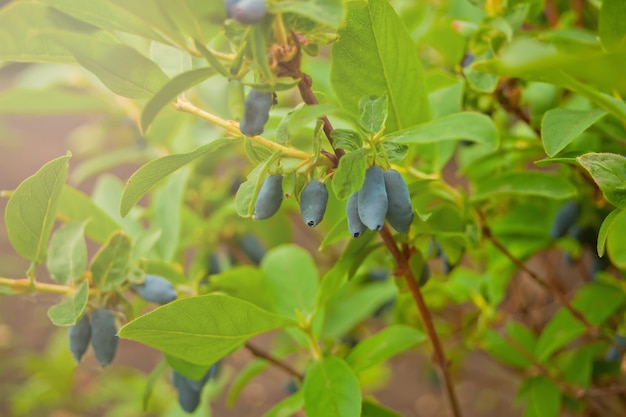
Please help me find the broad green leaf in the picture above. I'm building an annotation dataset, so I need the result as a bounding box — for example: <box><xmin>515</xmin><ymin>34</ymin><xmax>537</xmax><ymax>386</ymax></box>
<box><xmin>556</xmin><ymin>345</ymin><xmax>595</xmax><ymax>388</ymax></box>
<box><xmin>264</xmin><ymin>391</ymin><xmax>304</xmax><ymax>417</ymax></box>
<box><xmin>209</xmin><ymin>266</ymin><xmax>273</xmax><ymax>311</ymax></box>
<box><xmin>276</xmin><ymin>103</ymin><xmax>336</xmax><ymax>145</ymax></box>
<box><xmin>0</xmin><ymin>88</ymin><xmax>109</xmax><ymax>115</ymax></box>
<box><xmin>93</xmin><ymin>175</ymin><xmax>144</xmax><ymax>238</ymax></box>
<box><xmin>0</xmin><ymin>2</ymin><xmax>75</xmax><ymax>63</ymax></box>
<box><xmin>57</xmin><ymin>186</ymin><xmax>120</xmax><ymax>244</ymax></box>
<box><xmin>598</xmin><ymin>209</ymin><xmax>621</xmax><ymax>257</ymax></box>
<box><xmin>346</xmin><ymin>325</ymin><xmax>425</xmax><ymax>372</ymax></box>
<box><xmin>149</xmin><ymin>42</ymin><xmax>192</xmax><ymax>79</ymax></box>
<box><xmin>304</xmin><ymin>357</ymin><xmax>361</xmax><ymax>417</ymax></box>
<box><xmin>473</xmin><ymin>172</ymin><xmax>577</xmax><ymax>201</ymax></box>
<box><xmin>324</xmin><ymin>281</ymin><xmax>397</xmax><ymax>338</ymax></box>
<box><xmin>46</xmin><ymin>281</ymin><xmax>89</xmax><ymax>326</ymax></box>
<box><xmin>194</xmin><ymin>39</ymin><xmax>229</xmax><ymax>78</ymax></box>
<box><xmin>268</xmin><ymin>0</ymin><xmax>343</xmax><ymax>27</ymax></box>
<box><xmin>249</xmin><ymin>25</ymin><xmax>274</xmax><ymax>85</ymax></box>
<box><xmin>90</xmin><ymin>231</ymin><xmax>132</xmax><ymax>291</ymax></box>
<box><xmin>227</xmin><ymin>360</ymin><xmax>269</xmax><ymax>407</ymax></box>
<box><xmin>121</xmin><ymin>138</ymin><xmax>235</xmax><ymax>217</ymax></box>
<box><xmin>577</xmin><ymin>153</ymin><xmax>626</xmax><ymax>209</ymax></box>
<box><xmin>481</xmin><ymin>322</ymin><xmax>537</xmax><ymax>369</ymax></box>
<box><xmin>330</xmin><ymin>0</ymin><xmax>430</xmax><ymax>133</ymax></box>
<box><xmin>361</xmin><ymin>400</ymin><xmax>402</xmax><ymax>417</ymax></box>
<box><xmin>358</xmin><ymin>95</ymin><xmax>388</xmax><ymax>134</ymax></box>
<box><xmin>541</xmin><ymin>108</ymin><xmax>606</xmax><ymax>157</ymax></box>
<box><xmin>607</xmin><ymin>209</ymin><xmax>626</xmax><ymax>268</ymax></box>
<box><xmin>260</xmin><ymin>245</ymin><xmax>319</xmax><ymax>321</ymax></box>
<box><xmin>385</xmin><ymin>112</ymin><xmax>498</xmax><ymax>148</ymax></box>
<box><xmin>118</xmin><ymin>295</ymin><xmax>295</xmax><ymax>365</ymax></box>
<box><xmin>234</xmin><ymin>152</ymin><xmax>283</xmax><ymax>218</ymax></box>
<box><xmin>518</xmin><ymin>376</ymin><xmax>561</xmax><ymax>417</ymax></box>
<box><xmin>141</xmin><ymin>67</ymin><xmax>217</xmax><ymax>132</ymax></box>
<box><xmin>165</xmin><ymin>354</ymin><xmax>212</xmax><ymax>380</ymax></box>
<box><xmin>5</xmin><ymin>154</ymin><xmax>70</xmax><ymax>263</ymax></box>
<box><xmin>152</xmin><ymin>168</ymin><xmax>189</xmax><ymax>262</ymax></box>
<box><xmin>599</xmin><ymin>0</ymin><xmax>626</xmax><ymax>51</ymax></box>
<box><xmin>46</xmin><ymin>221</ymin><xmax>87</xmax><ymax>284</ymax></box>
<box><xmin>46</xmin><ymin>0</ymin><xmax>167</xmax><ymax>42</ymax></box>
<box><xmin>52</xmin><ymin>33</ymin><xmax>170</xmax><ymax>99</ymax></box>
<box><xmin>332</xmin><ymin>149</ymin><xmax>368</xmax><ymax>200</ymax></box>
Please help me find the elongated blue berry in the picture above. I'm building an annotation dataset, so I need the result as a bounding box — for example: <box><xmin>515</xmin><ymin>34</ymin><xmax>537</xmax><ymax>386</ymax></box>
<box><xmin>383</xmin><ymin>169</ymin><xmax>413</xmax><ymax>233</ymax></box>
<box><xmin>224</xmin><ymin>0</ymin><xmax>238</xmax><ymax>17</ymax></box>
<box><xmin>358</xmin><ymin>166</ymin><xmax>388</xmax><ymax>231</ymax></box>
<box><xmin>131</xmin><ymin>274</ymin><xmax>177</xmax><ymax>304</ymax></box>
<box><xmin>346</xmin><ymin>192</ymin><xmax>365</xmax><ymax>238</ymax></box>
<box><xmin>550</xmin><ymin>201</ymin><xmax>580</xmax><ymax>239</ymax></box>
<box><xmin>172</xmin><ymin>371</ymin><xmax>202</xmax><ymax>413</ymax></box>
<box><xmin>300</xmin><ymin>179</ymin><xmax>328</xmax><ymax>227</ymax></box>
<box><xmin>90</xmin><ymin>308</ymin><xmax>118</xmax><ymax>367</ymax></box>
<box><xmin>238</xmin><ymin>233</ymin><xmax>266</xmax><ymax>264</ymax></box>
<box><xmin>69</xmin><ymin>314</ymin><xmax>91</xmax><ymax>363</ymax></box>
<box><xmin>232</xmin><ymin>0</ymin><xmax>267</xmax><ymax>25</ymax></box>
<box><xmin>240</xmin><ymin>89</ymin><xmax>272</xmax><ymax>136</ymax></box>
<box><xmin>254</xmin><ymin>175</ymin><xmax>283</xmax><ymax>220</ymax></box>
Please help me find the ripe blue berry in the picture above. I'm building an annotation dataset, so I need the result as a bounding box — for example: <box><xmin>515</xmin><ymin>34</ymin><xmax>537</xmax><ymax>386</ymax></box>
<box><xmin>358</xmin><ymin>166</ymin><xmax>388</xmax><ymax>231</ymax></box>
<box><xmin>90</xmin><ymin>308</ymin><xmax>118</xmax><ymax>367</ymax></box>
<box><xmin>131</xmin><ymin>274</ymin><xmax>177</xmax><ymax>304</ymax></box>
<box><xmin>232</xmin><ymin>0</ymin><xmax>267</xmax><ymax>25</ymax></box>
<box><xmin>300</xmin><ymin>179</ymin><xmax>329</xmax><ymax>227</ymax></box>
<box><xmin>238</xmin><ymin>233</ymin><xmax>266</xmax><ymax>264</ymax></box>
<box><xmin>383</xmin><ymin>169</ymin><xmax>413</xmax><ymax>233</ymax></box>
<box><xmin>69</xmin><ymin>314</ymin><xmax>91</xmax><ymax>363</ymax></box>
<box><xmin>550</xmin><ymin>201</ymin><xmax>580</xmax><ymax>239</ymax></box>
<box><xmin>346</xmin><ymin>192</ymin><xmax>365</xmax><ymax>238</ymax></box>
<box><xmin>240</xmin><ymin>89</ymin><xmax>272</xmax><ymax>136</ymax></box>
<box><xmin>254</xmin><ymin>175</ymin><xmax>283</xmax><ymax>220</ymax></box>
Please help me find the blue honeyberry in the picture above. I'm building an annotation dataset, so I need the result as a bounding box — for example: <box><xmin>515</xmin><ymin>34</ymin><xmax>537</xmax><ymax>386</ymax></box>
<box><xmin>232</xmin><ymin>0</ymin><xmax>267</xmax><ymax>25</ymax></box>
<box><xmin>240</xmin><ymin>89</ymin><xmax>273</xmax><ymax>137</ymax></box>
<box><xmin>172</xmin><ymin>371</ymin><xmax>202</xmax><ymax>413</ymax></box>
<box><xmin>300</xmin><ymin>179</ymin><xmax>329</xmax><ymax>227</ymax></box>
<box><xmin>550</xmin><ymin>201</ymin><xmax>580</xmax><ymax>239</ymax></box>
<box><xmin>238</xmin><ymin>233</ymin><xmax>267</xmax><ymax>265</ymax></box>
<box><xmin>90</xmin><ymin>308</ymin><xmax>118</xmax><ymax>367</ymax></box>
<box><xmin>383</xmin><ymin>169</ymin><xmax>414</xmax><ymax>233</ymax></box>
<box><xmin>131</xmin><ymin>274</ymin><xmax>177</xmax><ymax>304</ymax></box>
<box><xmin>224</xmin><ymin>0</ymin><xmax>238</xmax><ymax>17</ymax></box>
<box><xmin>69</xmin><ymin>313</ymin><xmax>91</xmax><ymax>363</ymax></box>
<box><xmin>254</xmin><ymin>175</ymin><xmax>283</xmax><ymax>220</ymax></box>
<box><xmin>358</xmin><ymin>166</ymin><xmax>388</xmax><ymax>231</ymax></box>
<box><xmin>346</xmin><ymin>192</ymin><xmax>366</xmax><ymax>238</ymax></box>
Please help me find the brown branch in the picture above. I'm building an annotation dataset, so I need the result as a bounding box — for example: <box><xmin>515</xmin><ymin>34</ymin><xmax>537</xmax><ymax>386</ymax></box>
<box><xmin>244</xmin><ymin>342</ymin><xmax>304</xmax><ymax>381</ymax></box>
<box><xmin>380</xmin><ymin>225</ymin><xmax>463</xmax><ymax>417</ymax></box>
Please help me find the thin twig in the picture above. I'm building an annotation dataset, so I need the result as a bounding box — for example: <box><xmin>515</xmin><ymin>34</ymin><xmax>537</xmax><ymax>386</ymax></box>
<box><xmin>244</xmin><ymin>342</ymin><xmax>304</xmax><ymax>381</ymax></box>
<box><xmin>380</xmin><ymin>225</ymin><xmax>463</xmax><ymax>417</ymax></box>
<box><xmin>0</xmin><ymin>277</ymin><xmax>87</xmax><ymax>295</ymax></box>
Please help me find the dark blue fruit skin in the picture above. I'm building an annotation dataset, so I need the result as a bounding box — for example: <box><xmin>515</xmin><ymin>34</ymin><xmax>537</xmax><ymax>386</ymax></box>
<box><xmin>383</xmin><ymin>169</ymin><xmax>414</xmax><ymax>233</ymax></box>
<box><xmin>346</xmin><ymin>192</ymin><xmax>366</xmax><ymax>238</ymax></box>
<box><xmin>550</xmin><ymin>201</ymin><xmax>580</xmax><ymax>239</ymax></box>
<box><xmin>224</xmin><ymin>0</ymin><xmax>238</xmax><ymax>17</ymax></box>
<box><xmin>605</xmin><ymin>346</ymin><xmax>622</xmax><ymax>362</ymax></box>
<box><xmin>172</xmin><ymin>363</ymin><xmax>220</xmax><ymax>413</ymax></box>
<box><xmin>300</xmin><ymin>179</ymin><xmax>329</xmax><ymax>227</ymax></box>
<box><xmin>232</xmin><ymin>0</ymin><xmax>267</xmax><ymax>25</ymax></box>
<box><xmin>69</xmin><ymin>314</ymin><xmax>91</xmax><ymax>363</ymax></box>
<box><xmin>90</xmin><ymin>308</ymin><xmax>118</xmax><ymax>367</ymax></box>
<box><xmin>131</xmin><ymin>274</ymin><xmax>177</xmax><ymax>304</ymax></box>
<box><xmin>240</xmin><ymin>89</ymin><xmax>272</xmax><ymax>136</ymax></box>
<box><xmin>254</xmin><ymin>175</ymin><xmax>283</xmax><ymax>220</ymax></box>
<box><xmin>358</xmin><ymin>166</ymin><xmax>388</xmax><ymax>231</ymax></box>
<box><xmin>238</xmin><ymin>233</ymin><xmax>266</xmax><ymax>264</ymax></box>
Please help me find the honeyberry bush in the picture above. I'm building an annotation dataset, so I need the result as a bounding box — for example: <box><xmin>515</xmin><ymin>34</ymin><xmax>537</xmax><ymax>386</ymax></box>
<box><xmin>1</xmin><ymin>0</ymin><xmax>626</xmax><ymax>416</ymax></box>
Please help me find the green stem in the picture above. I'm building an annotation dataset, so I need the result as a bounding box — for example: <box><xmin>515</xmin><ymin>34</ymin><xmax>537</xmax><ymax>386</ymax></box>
<box><xmin>559</xmin><ymin>72</ymin><xmax>626</xmax><ymax>124</ymax></box>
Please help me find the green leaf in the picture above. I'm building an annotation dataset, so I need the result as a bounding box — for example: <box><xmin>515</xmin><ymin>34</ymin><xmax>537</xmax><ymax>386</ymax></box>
<box><xmin>90</xmin><ymin>231</ymin><xmax>132</xmax><ymax>291</ymax></box>
<box><xmin>577</xmin><ymin>153</ymin><xmax>626</xmax><ymax>209</ymax></box>
<box><xmin>330</xmin><ymin>0</ymin><xmax>430</xmax><ymax>133</ymax></box>
<box><xmin>227</xmin><ymin>360</ymin><xmax>269</xmax><ymax>407</ymax></box>
<box><xmin>268</xmin><ymin>0</ymin><xmax>344</xmax><ymax>27</ymax></box>
<box><xmin>260</xmin><ymin>245</ymin><xmax>319</xmax><ymax>321</ymax></box>
<box><xmin>385</xmin><ymin>112</ymin><xmax>498</xmax><ymax>148</ymax></box>
<box><xmin>118</xmin><ymin>295</ymin><xmax>295</xmax><ymax>366</ymax></box>
<box><xmin>264</xmin><ymin>391</ymin><xmax>304</xmax><ymax>417</ymax></box>
<box><xmin>607</xmin><ymin>209</ymin><xmax>626</xmax><ymax>268</ymax></box>
<box><xmin>480</xmin><ymin>322</ymin><xmax>537</xmax><ymax>369</ymax></box>
<box><xmin>599</xmin><ymin>0</ymin><xmax>626</xmax><ymax>51</ymax></box>
<box><xmin>57</xmin><ymin>186</ymin><xmax>120</xmax><ymax>244</ymax></box>
<box><xmin>346</xmin><ymin>325</ymin><xmax>425</xmax><ymax>372</ymax></box>
<box><xmin>234</xmin><ymin>151</ymin><xmax>283</xmax><ymax>218</ymax></box>
<box><xmin>358</xmin><ymin>95</ymin><xmax>388</xmax><ymax>134</ymax></box>
<box><xmin>121</xmin><ymin>138</ymin><xmax>235</xmax><ymax>217</ymax></box>
<box><xmin>209</xmin><ymin>266</ymin><xmax>273</xmax><ymax>311</ymax></box>
<box><xmin>194</xmin><ymin>39</ymin><xmax>230</xmax><ymax>78</ymax></box>
<box><xmin>304</xmin><ymin>357</ymin><xmax>361</xmax><ymax>417</ymax></box>
<box><xmin>541</xmin><ymin>108</ymin><xmax>606</xmax><ymax>157</ymax></box>
<box><xmin>46</xmin><ymin>281</ymin><xmax>89</xmax><ymax>326</ymax></box>
<box><xmin>152</xmin><ymin>168</ymin><xmax>189</xmax><ymax>262</ymax></box>
<box><xmin>518</xmin><ymin>376</ymin><xmax>561</xmax><ymax>417</ymax></box>
<box><xmin>361</xmin><ymin>400</ymin><xmax>402</xmax><ymax>417</ymax></box>
<box><xmin>473</xmin><ymin>172</ymin><xmax>577</xmax><ymax>201</ymax></box>
<box><xmin>165</xmin><ymin>354</ymin><xmax>212</xmax><ymax>380</ymax></box>
<box><xmin>52</xmin><ymin>33</ymin><xmax>170</xmax><ymax>99</ymax></box>
<box><xmin>46</xmin><ymin>221</ymin><xmax>87</xmax><ymax>284</ymax></box>
<box><xmin>141</xmin><ymin>67</ymin><xmax>217</xmax><ymax>132</ymax></box>
<box><xmin>598</xmin><ymin>209</ymin><xmax>620</xmax><ymax>257</ymax></box>
<box><xmin>0</xmin><ymin>2</ymin><xmax>76</xmax><ymax>63</ymax></box>
<box><xmin>5</xmin><ymin>154</ymin><xmax>70</xmax><ymax>263</ymax></box>
<box><xmin>249</xmin><ymin>25</ymin><xmax>274</xmax><ymax>85</ymax></box>
<box><xmin>332</xmin><ymin>149</ymin><xmax>368</xmax><ymax>200</ymax></box>
<box><xmin>0</xmin><ymin>87</ymin><xmax>109</xmax><ymax>115</ymax></box>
